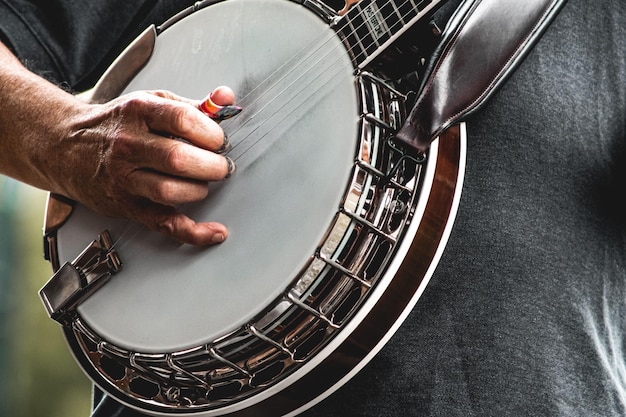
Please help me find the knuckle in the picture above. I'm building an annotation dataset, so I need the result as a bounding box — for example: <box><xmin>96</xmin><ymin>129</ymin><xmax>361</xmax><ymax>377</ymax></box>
<box><xmin>151</xmin><ymin>179</ymin><xmax>177</xmax><ymax>203</ymax></box>
<box><xmin>163</xmin><ymin>145</ymin><xmax>189</xmax><ymax>174</ymax></box>
<box><xmin>170</xmin><ymin>106</ymin><xmax>196</xmax><ymax>136</ymax></box>
<box><xmin>154</xmin><ymin>215</ymin><xmax>177</xmax><ymax>237</ymax></box>
<box><xmin>116</xmin><ymin>95</ymin><xmax>145</xmax><ymax>116</ymax></box>
<box><xmin>148</xmin><ymin>89</ymin><xmax>171</xmax><ymax>99</ymax></box>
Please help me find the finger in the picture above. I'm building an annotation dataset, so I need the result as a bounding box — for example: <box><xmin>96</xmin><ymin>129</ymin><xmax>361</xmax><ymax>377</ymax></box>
<box><xmin>139</xmin><ymin>137</ymin><xmax>234</xmax><ymax>182</ymax></box>
<box><xmin>142</xmin><ymin>95</ymin><xmax>226</xmax><ymax>151</ymax></box>
<box><xmin>127</xmin><ymin>169</ymin><xmax>210</xmax><ymax>205</ymax></box>
<box><xmin>138</xmin><ymin>203</ymin><xmax>229</xmax><ymax>246</ymax></box>
<box><xmin>149</xmin><ymin>87</ymin><xmax>236</xmax><ymax>107</ymax></box>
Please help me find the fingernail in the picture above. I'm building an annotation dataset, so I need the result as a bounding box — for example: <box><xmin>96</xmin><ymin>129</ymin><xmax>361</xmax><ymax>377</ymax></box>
<box><xmin>224</xmin><ymin>156</ymin><xmax>235</xmax><ymax>180</ymax></box>
<box><xmin>212</xmin><ymin>233</ymin><xmax>226</xmax><ymax>244</ymax></box>
<box><xmin>217</xmin><ymin>133</ymin><xmax>230</xmax><ymax>154</ymax></box>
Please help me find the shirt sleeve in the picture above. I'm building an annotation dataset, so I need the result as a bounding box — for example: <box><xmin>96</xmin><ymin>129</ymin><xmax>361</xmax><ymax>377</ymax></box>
<box><xmin>0</xmin><ymin>0</ymin><xmax>64</xmax><ymax>84</ymax></box>
<box><xmin>0</xmin><ymin>0</ymin><xmax>194</xmax><ymax>91</ymax></box>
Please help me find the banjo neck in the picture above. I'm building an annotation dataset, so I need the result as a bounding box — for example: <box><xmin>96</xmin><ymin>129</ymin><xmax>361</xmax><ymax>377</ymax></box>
<box><xmin>336</xmin><ymin>0</ymin><xmax>445</xmax><ymax>69</ymax></box>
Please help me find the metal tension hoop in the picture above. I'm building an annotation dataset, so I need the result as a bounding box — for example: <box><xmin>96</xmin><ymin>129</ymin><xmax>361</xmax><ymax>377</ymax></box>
<box><xmin>39</xmin><ymin>230</ymin><xmax>122</xmax><ymax>326</ymax></box>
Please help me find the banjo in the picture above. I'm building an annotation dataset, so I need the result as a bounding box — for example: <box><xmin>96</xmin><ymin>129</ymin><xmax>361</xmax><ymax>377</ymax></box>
<box><xmin>40</xmin><ymin>0</ymin><xmax>466</xmax><ymax>415</ymax></box>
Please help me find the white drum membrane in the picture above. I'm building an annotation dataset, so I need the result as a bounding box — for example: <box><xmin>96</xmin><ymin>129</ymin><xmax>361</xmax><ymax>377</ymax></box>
<box><xmin>57</xmin><ymin>0</ymin><xmax>359</xmax><ymax>353</ymax></box>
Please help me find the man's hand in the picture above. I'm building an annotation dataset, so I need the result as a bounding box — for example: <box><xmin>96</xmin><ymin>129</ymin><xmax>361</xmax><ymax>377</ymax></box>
<box><xmin>63</xmin><ymin>89</ymin><xmax>236</xmax><ymax>246</ymax></box>
<box><xmin>0</xmin><ymin>42</ymin><xmax>235</xmax><ymax>246</ymax></box>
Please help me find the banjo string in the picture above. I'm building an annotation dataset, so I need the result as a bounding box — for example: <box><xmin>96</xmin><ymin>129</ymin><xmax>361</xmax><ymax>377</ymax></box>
<box><xmin>107</xmin><ymin>58</ymin><xmax>352</xmax><ymax>254</ymax></box>
<box><xmin>225</xmin><ymin>0</ymin><xmax>418</xmax><ymax>155</ymax></box>
<box><xmin>107</xmin><ymin>0</ymin><xmax>421</xmax><ymax>250</ymax></box>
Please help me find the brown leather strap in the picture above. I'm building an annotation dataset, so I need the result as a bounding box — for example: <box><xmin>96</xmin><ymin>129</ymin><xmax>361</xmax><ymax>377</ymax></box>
<box><xmin>395</xmin><ymin>0</ymin><xmax>568</xmax><ymax>152</ymax></box>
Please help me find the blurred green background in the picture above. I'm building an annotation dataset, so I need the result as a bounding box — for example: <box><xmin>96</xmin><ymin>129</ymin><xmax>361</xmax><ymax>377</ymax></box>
<box><xmin>0</xmin><ymin>177</ymin><xmax>91</xmax><ymax>417</ymax></box>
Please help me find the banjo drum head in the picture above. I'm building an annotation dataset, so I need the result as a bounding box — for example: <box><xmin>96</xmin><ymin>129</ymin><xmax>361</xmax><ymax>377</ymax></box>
<box><xmin>56</xmin><ymin>0</ymin><xmax>359</xmax><ymax>353</ymax></box>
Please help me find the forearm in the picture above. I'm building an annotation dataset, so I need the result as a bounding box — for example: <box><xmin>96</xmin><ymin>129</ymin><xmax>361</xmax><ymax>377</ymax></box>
<box><xmin>0</xmin><ymin>42</ymin><xmax>86</xmax><ymax>193</ymax></box>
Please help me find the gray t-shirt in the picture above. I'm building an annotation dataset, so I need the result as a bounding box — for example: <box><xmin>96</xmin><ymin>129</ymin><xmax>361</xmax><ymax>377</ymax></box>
<box><xmin>303</xmin><ymin>2</ymin><xmax>626</xmax><ymax>416</ymax></box>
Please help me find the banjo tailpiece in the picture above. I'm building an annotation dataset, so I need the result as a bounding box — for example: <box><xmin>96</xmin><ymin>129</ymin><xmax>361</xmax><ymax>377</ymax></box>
<box><xmin>40</xmin><ymin>230</ymin><xmax>122</xmax><ymax>326</ymax></box>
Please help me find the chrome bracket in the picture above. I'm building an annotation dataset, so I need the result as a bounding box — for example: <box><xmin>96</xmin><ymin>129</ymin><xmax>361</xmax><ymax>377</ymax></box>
<box><xmin>39</xmin><ymin>230</ymin><xmax>122</xmax><ymax>326</ymax></box>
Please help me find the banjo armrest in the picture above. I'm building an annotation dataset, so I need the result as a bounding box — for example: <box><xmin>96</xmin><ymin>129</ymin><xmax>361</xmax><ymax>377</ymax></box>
<box><xmin>39</xmin><ymin>230</ymin><xmax>122</xmax><ymax>326</ymax></box>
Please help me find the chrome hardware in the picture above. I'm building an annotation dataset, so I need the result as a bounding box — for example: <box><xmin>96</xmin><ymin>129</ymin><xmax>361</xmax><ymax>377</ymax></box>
<box><xmin>55</xmin><ymin>68</ymin><xmax>428</xmax><ymax>411</ymax></box>
<box><xmin>39</xmin><ymin>230</ymin><xmax>122</xmax><ymax>326</ymax></box>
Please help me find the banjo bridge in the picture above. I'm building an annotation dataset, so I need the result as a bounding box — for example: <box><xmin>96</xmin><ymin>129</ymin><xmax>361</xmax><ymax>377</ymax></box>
<box><xmin>39</xmin><ymin>230</ymin><xmax>122</xmax><ymax>326</ymax></box>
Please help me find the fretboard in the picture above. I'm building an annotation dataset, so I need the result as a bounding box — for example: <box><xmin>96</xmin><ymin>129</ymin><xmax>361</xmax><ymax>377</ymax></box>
<box><xmin>336</xmin><ymin>0</ymin><xmax>445</xmax><ymax>68</ymax></box>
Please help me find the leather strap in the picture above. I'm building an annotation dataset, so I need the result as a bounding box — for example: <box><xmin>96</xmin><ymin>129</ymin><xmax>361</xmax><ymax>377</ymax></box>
<box><xmin>396</xmin><ymin>0</ymin><xmax>568</xmax><ymax>152</ymax></box>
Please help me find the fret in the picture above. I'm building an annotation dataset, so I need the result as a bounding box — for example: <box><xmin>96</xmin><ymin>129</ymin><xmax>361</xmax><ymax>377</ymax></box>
<box><xmin>379</xmin><ymin>1</ymin><xmax>403</xmax><ymax>34</ymax></box>
<box><xmin>354</xmin><ymin>1</ymin><xmax>390</xmax><ymax>47</ymax></box>
<box><xmin>336</xmin><ymin>0</ymin><xmax>443</xmax><ymax>68</ymax></box>
<box><xmin>390</xmin><ymin>1</ymin><xmax>405</xmax><ymax>25</ymax></box>
<box><xmin>397</xmin><ymin>0</ymin><xmax>419</xmax><ymax>24</ymax></box>
<box><xmin>343</xmin><ymin>16</ymin><xmax>369</xmax><ymax>64</ymax></box>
